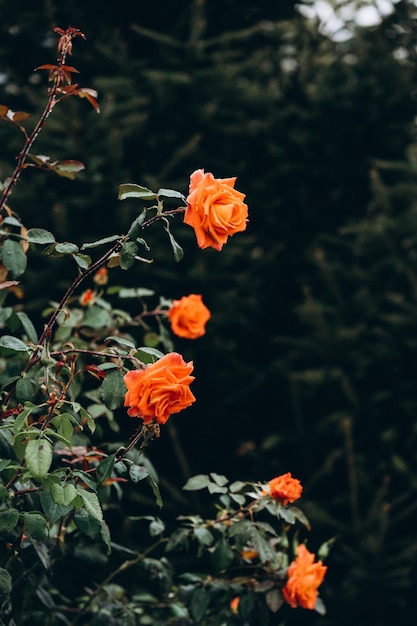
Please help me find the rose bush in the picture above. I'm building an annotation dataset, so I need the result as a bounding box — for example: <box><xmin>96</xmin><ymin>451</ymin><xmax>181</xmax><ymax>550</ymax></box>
<box><xmin>0</xmin><ymin>27</ymin><xmax>329</xmax><ymax>625</ymax></box>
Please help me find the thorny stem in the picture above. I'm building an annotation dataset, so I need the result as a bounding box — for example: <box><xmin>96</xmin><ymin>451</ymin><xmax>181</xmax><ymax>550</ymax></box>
<box><xmin>116</xmin><ymin>422</ymin><xmax>161</xmax><ymax>462</ymax></box>
<box><xmin>142</xmin><ymin>207</ymin><xmax>186</xmax><ymax>228</ymax></box>
<box><xmin>213</xmin><ymin>497</ymin><xmax>260</xmax><ymax>526</ymax></box>
<box><xmin>36</xmin><ymin>240</ymin><xmax>123</xmax><ymax>352</ymax></box>
<box><xmin>0</xmin><ymin>30</ymin><xmax>77</xmax><ymax>213</ymax></box>
<box><xmin>0</xmin><ymin>93</ymin><xmax>57</xmax><ymax>212</ymax></box>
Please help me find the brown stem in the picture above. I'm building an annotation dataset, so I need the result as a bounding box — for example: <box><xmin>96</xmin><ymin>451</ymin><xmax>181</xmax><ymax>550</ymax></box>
<box><xmin>0</xmin><ymin>88</ymin><xmax>59</xmax><ymax>212</ymax></box>
<box><xmin>2</xmin><ymin>240</ymin><xmax>123</xmax><ymax>410</ymax></box>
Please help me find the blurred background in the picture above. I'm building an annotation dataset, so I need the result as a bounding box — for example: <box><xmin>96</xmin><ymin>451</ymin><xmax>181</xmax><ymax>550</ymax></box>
<box><xmin>1</xmin><ymin>1</ymin><xmax>417</xmax><ymax>624</ymax></box>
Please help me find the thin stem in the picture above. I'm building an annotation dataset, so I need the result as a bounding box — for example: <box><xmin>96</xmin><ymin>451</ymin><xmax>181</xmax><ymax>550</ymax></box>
<box><xmin>2</xmin><ymin>240</ymin><xmax>122</xmax><ymax>410</ymax></box>
<box><xmin>70</xmin><ymin>537</ymin><xmax>167</xmax><ymax>626</ymax></box>
<box><xmin>0</xmin><ymin>89</ymin><xmax>58</xmax><ymax>212</ymax></box>
<box><xmin>0</xmin><ymin>31</ymin><xmax>74</xmax><ymax>212</ymax></box>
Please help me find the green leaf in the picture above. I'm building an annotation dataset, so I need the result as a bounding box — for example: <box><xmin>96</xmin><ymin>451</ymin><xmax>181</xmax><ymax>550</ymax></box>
<box><xmin>0</xmin><ymin>335</ymin><xmax>30</xmax><ymax>354</ymax></box>
<box><xmin>12</xmin><ymin>404</ymin><xmax>36</xmax><ymax>436</ymax></box>
<box><xmin>81</xmin><ymin>234</ymin><xmax>120</xmax><ymax>249</ymax></box>
<box><xmin>100</xmin><ymin>521</ymin><xmax>112</xmax><ymax>554</ymax></box>
<box><xmin>162</xmin><ymin>218</ymin><xmax>184</xmax><ymax>262</ymax></box>
<box><xmin>54</xmin><ymin>160</ymin><xmax>85</xmax><ymax>176</ymax></box>
<box><xmin>129</xmin><ymin>464</ymin><xmax>149</xmax><ymax>483</ymax></box>
<box><xmin>120</xmin><ymin>241</ymin><xmax>138</xmax><ymax>270</ymax></box>
<box><xmin>118</xmin><ymin>183</ymin><xmax>157</xmax><ymax>201</ymax></box>
<box><xmin>55</xmin><ymin>242</ymin><xmax>79</xmax><ymax>254</ymax></box>
<box><xmin>290</xmin><ymin>506</ymin><xmax>311</xmax><ymax>529</ymax></box>
<box><xmin>210</xmin><ymin>473</ymin><xmax>229</xmax><ymax>487</ymax></box>
<box><xmin>40</xmin><ymin>491</ymin><xmax>72</xmax><ymax>523</ymax></box>
<box><xmin>80</xmin><ymin>406</ymin><xmax>96</xmax><ymax>433</ymax></box>
<box><xmin>76</xmin><ymin>488</ymin><xmax>103</xmax><ymax>522</ymax></box>
<box><xmin>96</xmin><ymin>454</ymin><xmax>116</xmax><ymax>485</ymax></box>
<box><xmin>147</xmin><ymin>474</ymin><xmax>163</xmax><ymax>508</ymax></box>
<box><xmin>250</xmin><ymin>528</ymin><xmax>276</xmax><ymax>564</ymax></box>
<box><xmin>104</xmin><ymin>336</ymin><xmax>136</xmax><ymax>350</ymax></box>
<box><xmin>74</xmin><ymin>508</ymin><xmax>102</xmax><ymax>538</ymax></box>
<box><xmin>25</xmin><ymin>439</ymin><xmax>53</xmax><ymax>479</ymax></box>
<box><xmin>207</xmin><ymin>482</ymin><xmax>228</xmax><ymax>494</ymax></box>
<box><xmin>134</xmin><ymin>346</ymin><xmax>165</xmax><ymax>363</ymax></box>
<box><xmin>0</xmin><ymin>567</ymin><xmax>12</xmax><ymax>601</ymax></box>
<box><xmin>230</xmin><ymin>481</ymin><xmax>246</xmax><ymax>493</ymax></box>
<box><xmin>100</xmin><ymin>369</ymin><xmax>126</xmax><ymax>410</ymax></box>
<box><xmin>0</xmin><ymin>307</ymin><xmax>13</xmax><ymax>324</ymax></box>
<box><xmin>50</xmin><ymin>483</ymin><xmax>78</xmax><ymax>507</ymax></box>
<box><xmin>0</xmin><ymin>508</ymin><xmax>19</xmax><ymax>532</ymax></box>
<box><xmin>117</xmin><ymin>287</ymin><xmax>155</xmax><ymax>298</ymax></box>
<box><xmin>149</xmin><ymin>518</ymin><xmax>165</xmax><ymax>536</ymax></box>
<box><xmin>15</xmin><ymin>311</ymin><xmax>38</xmax><ymax>343</ymax></box>
<box><xmin>50</xmin><ymin>414</ymin><xmax>74</xmax><ymax>445</ymax></box>
<box><xmin>1</xmin><ymin>239</ymin><xmax>27</xmax><ymax>278</ymax></box>
<box><xmin>157</xmin><ymin>188</ymin><xmax>186</xmax><ymax>201</ymax></box>
<box><xmin>314</xmin><ymin>596</ymin><xmax>327</xmax><ymax>615</ymax></box>
<box><xmin>189</xmin><ymin>587</ymin><xmax>210</xmax><ymax>623</ymax></box>
<box><xmin>183</xmin><ymin>475</ymin><xmax>211</xmax><ymax>491</ymax></box>
<box><xmin>194</xmin><ymin>527</ymin><xmax>214</xmax><ymax>546</ymax></box>
<box><xmin>211</xmin><ymin>537</ymin><xmax>234</xmax><ymax>572</ymax></box>
<box><xmin>72</xmin><ymin>253</ymin><xmax>92</xmax><ymax>270</ymax></box>
<box><xmin>2</xmin><ymin>216</ymin><xmax>21</xmax><ymax>228</ymax></box>
<box><xmin>22</xmin><ymin>512</ymin><xmax>49</xmax><ymax>541</ymax></box>
<box><xmin>82</xmin><ymin>305</ymin><xmax>111</xmax><ymax>329</ymax></box>
<box><xmin>128</xmin><ymin>211</ymin><xmax>147</xmax><ymax>240</ymax></box>
<box><xmin>237</xmin><ymin>592</ymin><xmax>256</xmax><ymax>621</ymax></box>
<box><xmin>26</xmin><ymin>228</ymin><xmax>56</xmax><ymax>244</ymax></box>
<box><xmin>277</xmin><ymin>505</ymin><xmax>296</xmax><ymax>525</ymax></box>
<box><xmin>15</xmin><ymin>377</ymin><xmax>38</xmax><ymax>403</ymax></box>
<box><xmin>230</xmin><ymin>493</ymin><xmax>246</xmax><ymax>506</ymax></box>
<box><xmin>165</xmin><ymin>528</ymin><xmax>190</xmax><ymax>552</ymax></box>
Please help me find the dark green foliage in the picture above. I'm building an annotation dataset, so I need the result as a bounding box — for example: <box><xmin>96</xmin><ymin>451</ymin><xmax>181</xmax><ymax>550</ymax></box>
<box><xmin>2</xmin><ymin>1</ymin><xmax>417</xmax><ymax>625</ymax></box>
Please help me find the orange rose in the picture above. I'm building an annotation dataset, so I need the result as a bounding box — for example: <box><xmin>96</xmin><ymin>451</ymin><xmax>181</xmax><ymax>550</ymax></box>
<box><xmin>123</xmin><ymin>352</ymin><xmax>196</xmax><ymax>425</ymax></box>
<box><xmin>93</xmin><ymin>266</ymin><xmax>108</xmax><ymax>285</ymax></box>
<box><xmin>79</xmin><ymin>288</ymin><xmax>95</xmax><ymax>306</ymax></box>
<box><xmin>230</xmin><ymin>596</ymin><xmax>240</xmax><ymax>614</ymax></box>
<box><xmin>184</xmin><ymin>169</ymin><xmax>248</xmax><ymax>251</ymax></box>
<box><xmin>264</xmin><ymin>472</ymin><xmax>303</xmax><ymax>505</ymax></box>
<box><xmin>282</xmin><ymin>544</ymin><xmax>327</xmax><ymax>610</ymax></box>
<box><xmin>168</xmin><ymin>294</ymin><xmax>211</xmax><ymax>339</ymax></box>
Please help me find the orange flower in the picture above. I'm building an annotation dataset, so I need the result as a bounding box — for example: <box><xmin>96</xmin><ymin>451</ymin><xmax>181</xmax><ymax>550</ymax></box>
<box><xmin>93</xmin><ymin>266</ymin><xmax>108</xmax><ymax>285</ymax></box>
<box><xmin>264</xmin><ymin>473</ymin><xmax>303</xmax><ymax>505</ymax></box>
<box><xmin>241</xmin><ymin>549</ymin><xmax>259</xmax><ymax>561</ymax></box>
<box><xmin>282</xmin><ymin>544</ymin><xmax>327</xmax><ymax>610</ymax></box>
<box><xmin>168</xmin><ymin>294</ymin><xmax>211</xmax><ymax>339</ymax></box>
<box><xmin>79</xmin><ymin>288</ymin><xmax>95</xmax><ymax>306</ymax></box>
<box><xmin>230</xmin><ymin>596</ymin><xmax>240</xmax><ymax>614</ymax></box>
<box><xmin>123</xmin><ymin>352</ymin><xmax>196</xmax><ymax>425</ymax></box>
<box><xmin>184</xmin><ymin>169</ymin><xmax>248</xmax><ymax>251</ymax></box>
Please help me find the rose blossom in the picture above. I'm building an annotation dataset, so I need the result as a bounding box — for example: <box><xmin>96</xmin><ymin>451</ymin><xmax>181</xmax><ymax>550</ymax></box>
<box><xmin>79</xmin><ymin>288</ymin><xmax>95</xmax><ymax>306</ymax></box>
<box><xmin>264</xmin><ymin>472</ymin><xmax>303</xmax><ymax>505</ymax></box>
<box><xmin>123</xmin><ymin>352</ymin><xmax>196</xmax><ymax>424</ymax></box>
<box><xmin>282</xmin><ymin>544</ymin><xmax>327</xmax><ymax>610</ymax></box>
<box><xmin>184</xmin><ymin>168</ymin><xmax>248</xmax><ymax>251</ymax></box>
<box><xmin>168</xmin><ymin>294</ymin><xmax>211</xmax><ymax>339</ymax></box>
